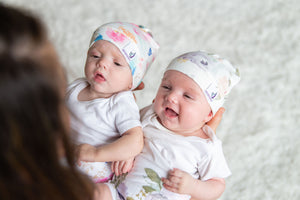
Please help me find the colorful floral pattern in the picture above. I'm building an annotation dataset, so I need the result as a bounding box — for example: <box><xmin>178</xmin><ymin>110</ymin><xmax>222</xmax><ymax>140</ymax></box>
<box><xmin>117</xmin><ymin>168</ymin><xmax>163</xmax><ymax>200</ymax></box>
<box><xmin>89</xmin><ymin>22</ymin><xmax>159</xmax><ymax>89</ymax></box>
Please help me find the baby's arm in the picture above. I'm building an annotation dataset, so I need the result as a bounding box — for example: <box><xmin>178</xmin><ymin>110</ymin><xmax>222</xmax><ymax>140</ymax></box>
<box><xmin>162</xmin><ymin>168</ymin><xmax>225</xmax><ymax>200</ymax></box>
<box><xmin>77</xmin><ymin>126</ymin><xmax>143</xmax><ymax>163</ymax></box>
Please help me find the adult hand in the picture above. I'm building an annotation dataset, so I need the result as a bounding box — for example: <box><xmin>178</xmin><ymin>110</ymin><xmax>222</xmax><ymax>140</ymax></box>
<box><xmin>132</xmin><ymin>81</ymin><xmax>144</xmax><ymax>101</ymax></box>
<box><xmin>206</xmin><ymin>107</ymin><xmax>225</xmax><ymax>133</ymax></box>
<box><xmin>133</xmin><ymin>81</ymin><xmax>145</xmax><ymax>91</ymax></box>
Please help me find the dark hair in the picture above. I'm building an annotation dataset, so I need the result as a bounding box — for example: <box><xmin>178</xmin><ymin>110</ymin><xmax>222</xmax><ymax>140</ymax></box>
<box><xmin>0</xmin><ymin>4</ymin><xmax>94</xmax><ymax>200</ymax></box>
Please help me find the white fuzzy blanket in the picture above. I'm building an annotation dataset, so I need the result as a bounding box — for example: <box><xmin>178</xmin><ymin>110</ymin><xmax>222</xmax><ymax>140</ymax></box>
<box><xmin>4</xmin><ymin>0</ymin><xmax>300</xmax><ymax>199</ymax></box>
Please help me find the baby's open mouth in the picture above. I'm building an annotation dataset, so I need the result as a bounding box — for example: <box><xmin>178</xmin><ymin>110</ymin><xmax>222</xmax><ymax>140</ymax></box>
<box><xmin>94</xmin><ymin>72</ymin><xmax>105</xmax><ymax>81</ymax></box>
<box><xmin>165</xmin><ymin>107</ymin><xmax>178</xmax><ymax>117</ymax></box>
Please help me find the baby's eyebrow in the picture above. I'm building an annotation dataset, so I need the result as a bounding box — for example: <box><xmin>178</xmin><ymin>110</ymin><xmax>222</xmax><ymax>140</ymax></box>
<box><xmin>185</xmin><ymin>86</ymin><xmax>203</xmax><ymax>95</ymax></box>
<box><xmin>161</xmin><ymin>76</ymin><xmax>170</xmax><ymax>82</ymax></box>
<box><xmin>161</xmin><ymin>79</ymin><xmax>171</xmax><ymax>85</ymax></box>
<box><xmin>88</xmin><ymin>48</ymin><xmax>97</xmax><ymax>53</ymax></box>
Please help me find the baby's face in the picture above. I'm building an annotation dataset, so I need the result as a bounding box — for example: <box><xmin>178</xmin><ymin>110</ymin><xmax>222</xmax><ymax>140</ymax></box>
<box><xmin>84</xmin><ymin>40</ymin><xmax>132</xmax><ymax>98</ymax></box>
<box><xmin>154</xmin><ymin>70</ymin><xmax>212</xmax><ymax>137</ymax></box>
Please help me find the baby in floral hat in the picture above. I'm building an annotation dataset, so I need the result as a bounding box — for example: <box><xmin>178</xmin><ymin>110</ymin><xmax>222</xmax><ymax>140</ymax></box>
<box><xmin>96</xmin><ymin>50</ymin><xmax>240</xmax><ymax>200</ymax></box>
<box><xmin>66</xmin><ymin>22</ymin><xmax>159</xmax><ymax>183</ymax></box>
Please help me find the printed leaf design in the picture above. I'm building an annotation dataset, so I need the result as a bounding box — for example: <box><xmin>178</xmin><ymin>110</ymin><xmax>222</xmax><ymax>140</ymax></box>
<box><xmin>111</xmin><ymin>172</ymin><xmax>128</xmax><ymax>188</ymax></box>
<box><xmin>126</xmin><ymin>197</ymin><xmax>134</xmax><ymax>200</ymax></box>
<box><xmin>214</xmin><ymin>94</ymin><xmax>222</xmax><ymax>100</ymax></box>
<box><xmin>145</xmin><ymin>168</ymin><xmax>161</xmax><ymax>185</ymax></box>
<box><xmin>143</xmin><ymin>185</ymin><xmax>157</xmax><ymax>193</ymax></box>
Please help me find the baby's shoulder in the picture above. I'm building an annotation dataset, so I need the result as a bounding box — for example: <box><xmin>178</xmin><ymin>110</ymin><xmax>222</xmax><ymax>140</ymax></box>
<box><xmin>66</xmin><ymin>78</ymin><xmax>88</xmax><ymax>100</ymax></box>
<box><xmin>111</xmin><ymin>91</ymin><xmax>135</xmax><ymax>104</ymax></box>
<box><xmin>67</xmin><ymin>78</ymin><xmax>87</xmax><ymax>91</ymax></box>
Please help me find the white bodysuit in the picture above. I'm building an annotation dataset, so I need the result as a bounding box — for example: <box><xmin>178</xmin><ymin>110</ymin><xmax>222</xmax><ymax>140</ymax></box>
<box><xmin>66</xmin><ymin>78</ymin><xmax>141</xmax><ymax>182</ymax></box>
<box><xmin>115</xmin><ymin>104</ymin><xmax>231</xmax><ymax>200</ymax></box>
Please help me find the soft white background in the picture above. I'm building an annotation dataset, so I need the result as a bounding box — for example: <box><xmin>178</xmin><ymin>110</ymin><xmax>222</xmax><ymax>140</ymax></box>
<box><xmin>3</xmin><ymin>0</ymin><xmax>300</xmax><ymax>199</ymax></box>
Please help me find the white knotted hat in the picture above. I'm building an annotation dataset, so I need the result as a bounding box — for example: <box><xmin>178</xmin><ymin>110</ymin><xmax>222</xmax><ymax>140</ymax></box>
<box><xmin>166</xmin><ymin>51</ymin><xmax>240</xmax><ymax>115</ymax></box>
<box><xmin>90</xmin><ymin>22</ymin><xmax>159</xmax><ymax>89</ymax></box>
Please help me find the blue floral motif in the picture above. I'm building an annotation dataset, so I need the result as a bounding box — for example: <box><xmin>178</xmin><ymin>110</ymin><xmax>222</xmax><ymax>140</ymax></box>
<box><xmin>94</xmin><ymin>34</ymin><xmax>103</xmax><ymax>43</ymax></box>
<box><xmin>148</xmin><ymin>48</ymin><xmax>152</xmax><ymax>56</ymax></box>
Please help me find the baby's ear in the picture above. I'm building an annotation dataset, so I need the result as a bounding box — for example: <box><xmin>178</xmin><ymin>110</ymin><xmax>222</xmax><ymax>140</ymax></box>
<box><xmin>128</xmin><ymin>82</ymin><xmax>133</xmax><ymax>90</ymax></box>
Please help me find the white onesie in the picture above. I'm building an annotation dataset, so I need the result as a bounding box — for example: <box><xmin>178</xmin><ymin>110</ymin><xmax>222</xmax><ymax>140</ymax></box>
<box><xmin>114</xmin><ymin>104</ymin><xmax>231</xmax><ymax>200</ymax></box>
<box><xmin>66</xmin><ymin>78</ymin><xmax>141</xmax><ymax>182</ymax></box>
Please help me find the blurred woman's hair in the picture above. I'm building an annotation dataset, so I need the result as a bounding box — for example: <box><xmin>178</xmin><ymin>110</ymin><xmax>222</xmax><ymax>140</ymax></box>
<box><xmin>0</xmin><ymin>4</ymin><xmax>94</xmax><ymax>200</ymax></box>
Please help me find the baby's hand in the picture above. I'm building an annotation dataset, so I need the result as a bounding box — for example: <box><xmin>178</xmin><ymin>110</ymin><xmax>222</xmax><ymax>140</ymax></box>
<box><xmin>162</xmin><ymin>168</ymin><xmax>195</xmax><ymax>195</ymax></box>
<box><xmin>76</xmin><ymin>143</ymin><xmax>97</xmax><ymax>165</ymax></box>
<box><xmin>111</xmin><ymin>157</ymin><xmax>135</xmax><ymax>176</ymax></box>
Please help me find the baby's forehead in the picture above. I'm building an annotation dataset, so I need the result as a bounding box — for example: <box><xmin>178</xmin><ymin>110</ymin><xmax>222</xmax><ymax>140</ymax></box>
<box><xmin>162</xmin><ymin>70</ymin><xmax>204</xmax><ymax>94</ymax></box>
<box><xmin>90</xmin><ymin>40</ymin><xmax>123</xmax><ymax>56</ymax></box>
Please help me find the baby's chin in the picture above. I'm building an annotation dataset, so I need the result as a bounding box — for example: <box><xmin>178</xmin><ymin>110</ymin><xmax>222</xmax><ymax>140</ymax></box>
<box><xmin>157</xmin><ymin>116</ymin><xmax>206</xmax><ymax>137</ymax></box>
<box><xmin>156</xmin><ymin>116</ymin><xmax>178</xmax><ymax>132</ymax></box>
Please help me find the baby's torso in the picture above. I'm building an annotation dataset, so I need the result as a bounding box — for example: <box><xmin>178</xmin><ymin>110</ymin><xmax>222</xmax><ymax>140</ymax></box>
<box><xmin>66</xmin><ymin>78</ymin><xmax>141</xmax><ymax>183</ymax></box>
<box><xmin>117</xmin><ymin>105</ymin><xmax>219</xmax><ymax>200</ymax></box>
<box><xmin>66</xmin><ymin>78</ymin><xmax>141</xmax><ymax>146</ymax></box>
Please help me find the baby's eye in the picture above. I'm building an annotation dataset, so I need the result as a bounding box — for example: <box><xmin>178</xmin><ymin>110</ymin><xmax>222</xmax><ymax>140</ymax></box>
<box><xmin>162</xmin><ymin>85</ymin><xmax>171</xmax><ymax>90</ymax></box>
<box><xmin>90</xmin><ymin>53</ymin><xmax>100</xmax><ymax>58</ymax></box>
<box><xmin>89</xmin><ymin>51</ymin><xmax>101</xmax><ymax>58</ymax></box>
<box><xmin>114</xmin><ymin>62</ymin><xmax>121</xmax><ymax>66</ymax></box>
<box><xmin>184</xmin><ymin>94</ymin><xmax>192</xmax><ymax>99</ymax></box>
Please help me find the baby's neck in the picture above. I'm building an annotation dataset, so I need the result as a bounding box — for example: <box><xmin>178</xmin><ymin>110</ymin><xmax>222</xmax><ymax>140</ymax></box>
<box><xmin>78</xmin><ymin>85</ymin><xmax>118</xmax><ymax>101</ymax></box>
<box><xmin>196</xmin><ymin>128</ymin><xmax>210</xmax><ymax>139</ymax></box>
<box><xmin>179</xmin><ymin>128</ymin><xmax>209</xmax><ymax>139</ymax></box>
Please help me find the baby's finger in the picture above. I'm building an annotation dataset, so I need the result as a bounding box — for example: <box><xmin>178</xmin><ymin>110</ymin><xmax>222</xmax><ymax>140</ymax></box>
<box><xmin>167</xmin><ymin>175</ymin><xmax>181</xmax><ymax>183</ymax></box>
<box><xmin>113</xmin><ymin>162</ymin><xmax>120</xmax><ymax>176</ymax></box>
<box><xmin>111</xmin><ymin>162</ymin><xmax>116</xmax><ymax>173</ymax></box>
<box><xmin>169</xmin><ymin>168</ymin><xmax>184</xmax><ymax>178</ymax></box>
<box><xmin>162</xmin><ymin>177</ymin><xmax>178</xmax><ymax>188</ymax></box>
<box><xmin>118</xmin><ymin>161</ymin><xmax>126</xmax><ymax>174</ymax></box>
<box><xmin>162</xmin><ymin>178</ymin><xmax>178</xmax><ymax>193</ymax></box>
<box><xmin>122</xmin><ymin>161</ymin><xmax>132</xmax><ymax>174</ymax></box>
<box><xmin>163</xmin><ymin>184</ymin><xmax>177</xmax><ymax>193</ymax></box>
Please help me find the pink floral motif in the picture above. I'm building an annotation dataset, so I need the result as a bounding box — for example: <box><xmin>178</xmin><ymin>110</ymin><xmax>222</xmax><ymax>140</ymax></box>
<box><xmin>134</xmin><ymin>27</ymin><xmax>148</xmax><ymax>41</ymax></box>
<box><xmin>217</xmin><ymin>76</ymin><xmax>229</xmax><ymax>96</ymax></box>
<box><xmin>105</xmin><ymin>28</ymin><xmax>126</xmax><ymax>43</ymax></box>
<box><xmin>120</xmin><ymin>26</ymin><xmax>137</xmax><ymax>43</ymax></box>
<box><xmin>94</xmin><ymin>172</ymin><xmax>114</xmax><ymax>183</ymax></box>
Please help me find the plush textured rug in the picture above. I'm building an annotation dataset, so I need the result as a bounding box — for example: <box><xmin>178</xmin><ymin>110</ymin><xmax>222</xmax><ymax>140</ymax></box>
<box><xmin>4</xmin><ymin>0</ymin><xmax>300</xmax><ymax>199</ymax></box>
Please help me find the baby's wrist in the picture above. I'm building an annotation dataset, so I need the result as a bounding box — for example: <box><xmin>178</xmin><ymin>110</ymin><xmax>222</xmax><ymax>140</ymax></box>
<box><xmin>187</xmin><ymin>177</ymin><xmax>199</xmax><ymax>196</ymax></box>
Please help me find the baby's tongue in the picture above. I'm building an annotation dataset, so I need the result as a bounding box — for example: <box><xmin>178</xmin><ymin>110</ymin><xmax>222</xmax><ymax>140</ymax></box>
<box><xmin>165</xmin><ymin>108</ymin><xmax>178</xmax><ymax>117</ymax></box>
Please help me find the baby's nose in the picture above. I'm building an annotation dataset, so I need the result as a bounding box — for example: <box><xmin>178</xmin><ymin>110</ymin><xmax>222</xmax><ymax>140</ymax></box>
<box><xmin>97</xmin><ymin>57</ymin><xmax>109</xmax><ymax>69</ymax></box>
<box><xmin>166</xmin><ymin>92</ymin><xmax>178</xmax><ymax>104</ymax></box>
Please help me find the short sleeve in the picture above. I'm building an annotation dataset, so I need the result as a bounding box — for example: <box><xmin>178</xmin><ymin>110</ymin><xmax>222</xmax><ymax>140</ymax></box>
<box><xmin>112</xmin><ymin>91</ymin><xmax>141</xmax><ymax>135</ymax></box>
<box><xmin>196</xmin><ymin>139</ymin><xmax>231</xmax><ymax>181</ymax></box>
